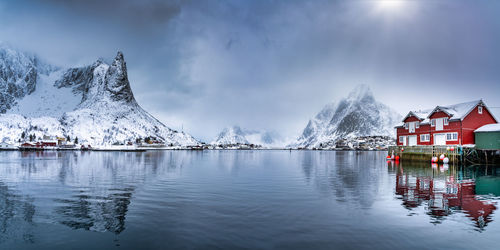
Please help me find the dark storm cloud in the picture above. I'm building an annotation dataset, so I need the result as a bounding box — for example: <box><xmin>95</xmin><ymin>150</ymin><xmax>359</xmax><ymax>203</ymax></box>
<box><xmin>39</xmin><ymin>0</ymin><xmax>182</xmax><ymax>30</ymax></box>
<box><xmin>1</xmin><ymin>0</ymin><xmax>499</xmax><ymax>141</ymax></box>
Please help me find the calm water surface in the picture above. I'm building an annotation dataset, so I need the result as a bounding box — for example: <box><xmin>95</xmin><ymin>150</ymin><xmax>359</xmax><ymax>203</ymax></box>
<box><xmin>0</xmin><ymin>150</ymin><xmax>499</xmax><ymax>249</ymax></box>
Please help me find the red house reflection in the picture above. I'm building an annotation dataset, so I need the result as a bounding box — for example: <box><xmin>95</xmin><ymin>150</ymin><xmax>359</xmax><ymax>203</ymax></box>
<box><xmin>396</xmin><ymin>165</ymin><xmax>496</xmax><ymax>229</ymax></box>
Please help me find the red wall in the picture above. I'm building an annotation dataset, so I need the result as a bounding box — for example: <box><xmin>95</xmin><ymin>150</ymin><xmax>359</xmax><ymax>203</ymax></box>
<box><xmin>396</xmin><ymin>124</ymin><xmax>432</xmax><ymax>146</ymax></box>
<box><xmin>461</xmin><ymin>106</ymin><xmax>497</xmax><ymax>144</ymax></box>
<box><xmin>397</xmin><ymin>104</ymin><xmax>498</xmax><ymax>146</ymax></box>
<box><xmin>429</xmin><ymin>111</ymin><xmax>451</xmax><ymax>119</ymax></box>
<box><xmin>403</xmin><ymin>115</ymin><xmax>420</xmax><ymax>123</ymax></box>
<box><xmin>430</xmin><ymin>120</ymin><xmax>461</xmax><ymax>145</ymax></box>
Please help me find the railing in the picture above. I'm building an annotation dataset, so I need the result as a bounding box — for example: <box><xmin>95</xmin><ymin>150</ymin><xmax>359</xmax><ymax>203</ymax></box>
<box><xmin>388</xmin><ymin>145</ymin><xmax>461</xmax><ymax>156</ymax></box>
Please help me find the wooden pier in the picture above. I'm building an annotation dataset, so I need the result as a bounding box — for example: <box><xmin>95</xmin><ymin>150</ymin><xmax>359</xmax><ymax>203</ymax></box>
<box><xmin>387</xmin><ymin>145</ymin><xmax>500</xmax><ymax>165</ymax></box>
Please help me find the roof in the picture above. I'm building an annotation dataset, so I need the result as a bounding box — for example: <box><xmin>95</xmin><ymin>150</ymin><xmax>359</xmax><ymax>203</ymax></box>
<box><xmin>475</xmin><ymin>123</ymin><xmax>500</xmax><ymax>133</ymax></box>
<box><xmin>402</xmin><ymin>109</ymin><xmax>432</xmax><ymax>122</ymax></box>
<box><xmin>427</xmin><ymin>100</ymin><xmax>481</xmax><ymax>120</ymax></box>
<box><xmin>396</xmin><ymin>100</ymin><xmax>496</xmax><ymax>127</ymax></box>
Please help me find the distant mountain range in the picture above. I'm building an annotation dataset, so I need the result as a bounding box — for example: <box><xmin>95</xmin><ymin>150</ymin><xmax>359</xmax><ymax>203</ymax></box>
<box><xmin>211</xmin><ymin>126</ymin><xmax>285</xmax><ymax>148</ymax></box>
<box><xmin>0</xmin><ymin>43</ymin><xmax>198</xmax><ymax>146</ymax></box>
<box><xmin>0</xmin><ymin>44</ymin><xmax>401</xmax><ymax>149</ymax></box>
<box><xmin>290</xmin><ymin>85</ymin><xmax>401</xmax><ymax>148</ymax></box>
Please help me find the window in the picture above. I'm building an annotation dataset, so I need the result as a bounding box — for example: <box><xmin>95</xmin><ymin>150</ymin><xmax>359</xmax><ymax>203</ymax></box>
<box><xmin>431</xmin><ymin>119</ymin><xmax>436</xmax><ymax>127</ymax></box>
<box><xmin>478</xmin><ymin>106</ymin><xmax>483</xmax><ymax>114</ymax></box>
<box><xmin>399</xmin><ymin>136</ymin><xmax>404</xmax><ymax>143</ymax></box>
<box><xmin>416</xmin><ymin>122</ymin><xmax>420</xmax><ymax>129</ymax></box>
<box><xmin>444</xmin><ymin>118</ymin><xmax>448</xmax><ymax>125</ymax></box>
<box><xmin>446</xmin><ymin>132</ymin><xmax>458</xmax><ymax>141</ymax></box>
<box><xmin>420</xmin><ymin>134</ymin><xmax>430</xmax><ymax>142</ymax></box>
<box><xmin>404</xmin><ymin>123</ymin><xmax>408</xmax><ymax>129</ymax></box>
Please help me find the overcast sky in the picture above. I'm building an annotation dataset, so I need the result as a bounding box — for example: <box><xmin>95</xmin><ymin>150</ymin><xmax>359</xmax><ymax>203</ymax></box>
<box><xmin>1</xmin><ymin>0</ymin><xmax>499</xmax><ymax>142</ymax></box>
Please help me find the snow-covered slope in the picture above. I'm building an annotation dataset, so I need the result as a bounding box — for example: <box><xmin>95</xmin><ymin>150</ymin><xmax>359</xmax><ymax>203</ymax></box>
<box><xmin>0</xmin><ymin>43</ymin><xmax>57</xmax><ymax>113</ymax></box>
<box><xmin>212</xmin><ymin>126</ymin><xmax>285</xmax><ymax>148</ymax></box>
<box><xmin>0</xmin><ymin>46</ymin><xmax>198</xmax><ymax>146</ymax></box>
<box><xmin>291</xmin><ymin>85</ymin><xmax>401</xmax><ymax>148</ymax></box>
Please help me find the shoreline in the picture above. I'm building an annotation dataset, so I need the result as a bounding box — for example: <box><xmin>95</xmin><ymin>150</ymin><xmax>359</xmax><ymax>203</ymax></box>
<box><xmin>0</xmin><ymin>147</ymin><xmax>391</xmax><ymax>152</ymax></box>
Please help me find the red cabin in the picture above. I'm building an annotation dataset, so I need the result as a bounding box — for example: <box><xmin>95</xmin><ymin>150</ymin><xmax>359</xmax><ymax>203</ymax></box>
<box><xmin>395</xmin><ymin>100</ymin><xmax>498</xmax><ymax>146</ymax></box>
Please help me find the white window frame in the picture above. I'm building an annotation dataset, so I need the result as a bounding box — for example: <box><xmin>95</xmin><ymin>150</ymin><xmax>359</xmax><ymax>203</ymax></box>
<box><xmin>404</xmin><ymin>123</ymin><xmax>408</xmax><ymax>130</ymax></box>
<box><xmin>446</xmin><ymin>132</ymin><xmax>458</xmax><ymax>141</ymax></box>
<box><xmin>416</xmin><ymin>122</ymin><xmax>420</xmax><ymax>129</ymax></box>
<box><xmin>478</xmin><ymin>106</ymin><xmax>483</xmax><ymax>114</ymax></box>
<box><xmin>399</xmin><ymin>136</ymin><xmax>404</xmax><ymax>143</ymax></box>
<box><xmin>444</xmin><ymin>118</ymin><xmax>448</xmax><ymax>125</ymax></box>
<box><xmin>420</xmin><ymin>134</ymin><xmax>430</xmax><ymax>142</ymax></box>
<box><xmin>431</xmin><ymin>119</ymin><xmax>436</xmax><ymax>127</ymax></box>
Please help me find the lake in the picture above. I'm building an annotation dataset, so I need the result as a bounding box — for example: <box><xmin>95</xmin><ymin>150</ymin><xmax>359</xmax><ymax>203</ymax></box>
<box><xmin>0</xmin><ymin>150</ymin><xmax>499</xmax><ymax>249</ymax></box>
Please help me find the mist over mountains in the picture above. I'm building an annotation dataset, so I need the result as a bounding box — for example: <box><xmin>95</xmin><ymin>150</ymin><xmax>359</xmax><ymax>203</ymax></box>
<box><xmin>0</xmin><ymin>44</ymin><xmax>198</xmax><ymax>146</ymax></box>
<box><xmin>0</xmin><ymin>44</ymin><xmax>401</xmax><ymax>148</ymax></box>
<box><xmin>290</xmin><ymin>85</ymin><xmax>401</xmax><ymax>148</ymax></box>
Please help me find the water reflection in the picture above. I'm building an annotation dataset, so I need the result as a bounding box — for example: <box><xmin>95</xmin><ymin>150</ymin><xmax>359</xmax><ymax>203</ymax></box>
<box><xmin>55</xmin><ymin>187</ymin><xmax>134</xmax><ymax>234</ymax></box>
<box><xmin>0</xmin><ymin>150</ymin><xmax>193</xmax><ymax>238</ymax></box>
<box><xmin>1</xmin><ymin>150</ymin><xmax>499</xmax><ymax>249</ymax></box>
<box><xmin>393</xmin><ymin>162</ymin><xmax>498</xmax><ymax>230</ymax></box>
<box><xmin>0</xmin><ymin>182</ymin><xmax>35</xmax><ymax>244</ymax></box>
<box><xmin>299</xmin><ymin>151</ymin><xmax>386</xmax><ymax>208</ymax></box>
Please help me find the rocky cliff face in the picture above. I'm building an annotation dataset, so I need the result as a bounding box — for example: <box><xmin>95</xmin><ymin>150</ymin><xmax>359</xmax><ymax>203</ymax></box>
<box><xmin>0</xmin><ymin>45</ymin><xmax>198</xmax><ymax>146</ymax></box>
<box><xmin>292</xmin><ymin>85</ymin><xmax>401</xmax><ymax>148</ymax></box>
<box><xmin>0</xmin><ymin>43</ymin><xmax>56</xmax><ymax>113</ymax></box>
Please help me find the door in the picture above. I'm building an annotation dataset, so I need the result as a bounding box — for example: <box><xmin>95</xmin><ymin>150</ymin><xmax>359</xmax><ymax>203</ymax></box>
<box><xmin>409</xmin><ymin>135</ymin><xmax>417</xmax><ymax>146</ymax></box>
<box><xmin>436</xmin><ymin>118</ymin><xmax>444</xmax><ymax>131</ymax></box>
<box><xmin>402</xmin><ymin>136</ymin><xmax>407</xmax><ymax>146</ymax></box>
<box><xmin>434</xmin><ymin>133</ymin><xmax>446</xmax><ymax>145</ymax></box>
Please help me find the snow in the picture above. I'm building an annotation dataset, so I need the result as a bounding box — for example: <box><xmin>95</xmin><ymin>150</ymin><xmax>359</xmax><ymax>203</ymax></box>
<box><xmin>436</xmin><ymin>100</ymin><xmax>481</xmax><ymax>120</ymax></box>
<box><xmin>291</xmin><ymin>84</ymin><xmax>401</xmax><ymax>148</ymax></box>
<box><xmin>211</xmin><ymin>125</ymin><xmax>287</xmax><ymax>148</ymax></box>
<box><xmin>7</xmin><ymin>70</ymin><xmax>80</xmax><ymax>117</ymax></box>
<box><xmin>399</xmin><ymin>100</ymin><xmax>485</xmax><ymax>127</ymax></box>
<box><xmin>0</xmin><ymin>47</ymin><xmax>199</xmax><ymax>147</ymax></box>
<box><xmin>475</xmin><ymin>123</ymin><xmax>500</xmax><ymax>132</ymax></box>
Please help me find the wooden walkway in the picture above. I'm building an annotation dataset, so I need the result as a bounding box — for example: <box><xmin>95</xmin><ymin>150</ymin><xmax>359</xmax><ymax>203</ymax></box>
<box><xmin>387</xmin><ymin>145</ymin><xmax>500</xmax><ymax>165</ymax></box>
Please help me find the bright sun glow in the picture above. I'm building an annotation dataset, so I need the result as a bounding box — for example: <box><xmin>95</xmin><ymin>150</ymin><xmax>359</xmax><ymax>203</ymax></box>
<box><xmin>377</xmin><ymin>0</ymin><xmax>406</xmax><ymax>11</ymax></box>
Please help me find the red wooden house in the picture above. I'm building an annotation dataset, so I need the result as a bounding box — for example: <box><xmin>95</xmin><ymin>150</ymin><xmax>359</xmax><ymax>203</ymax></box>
<box><xmin>396</xmin><ymin>100</ymin><xmax>498</xmax><ymax>146</ymax></box>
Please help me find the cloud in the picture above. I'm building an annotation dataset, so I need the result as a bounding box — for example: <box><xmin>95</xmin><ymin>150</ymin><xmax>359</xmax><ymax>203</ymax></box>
<box><xmin>1</xmin><ymin>0</ymin><xmax>500</xmax><ymax>142</ymax></box>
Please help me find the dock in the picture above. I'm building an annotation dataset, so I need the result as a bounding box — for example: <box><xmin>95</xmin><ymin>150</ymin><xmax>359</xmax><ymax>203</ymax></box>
<box><xmin>387</xmin><ymin>145</ymin><xmax>500</xmax><ymax>165</ymax></box>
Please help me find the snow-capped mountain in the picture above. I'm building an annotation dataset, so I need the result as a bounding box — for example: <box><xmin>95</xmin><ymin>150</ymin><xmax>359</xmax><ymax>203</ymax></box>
<box><xmin>291</xmin><ymin>85</ymin><xmax>401</xmax><ymax>148</ymax></box>
<box><xmin>0</xmin><ymin>44</ymin><xmax>198</xmax><ymax>146</ymax></box>
<box><xmin>0</xmin><ymin>43</ymin><xmax>57</xmax><ymax>113</ymax></box>
<box><xmin>212</xmin><ymin>125</ymin><xmax>285</xmax><ymax>148</ymax></box>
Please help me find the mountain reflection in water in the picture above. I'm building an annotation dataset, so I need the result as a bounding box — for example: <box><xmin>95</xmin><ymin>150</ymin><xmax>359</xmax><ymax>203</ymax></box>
<box><xmin>0</xmin><ymin>150</ymin><xmax>499</xmax><ymax>249</ymax></box>
<box><xmin>390</xmin><ymin>161</ymin><xmax>498</xmax><ymax>230</ymax></box>
<box><xmin>0</xmin><ymin>150</ymin><xmax>191</xmax><ymax>239</ymax></box>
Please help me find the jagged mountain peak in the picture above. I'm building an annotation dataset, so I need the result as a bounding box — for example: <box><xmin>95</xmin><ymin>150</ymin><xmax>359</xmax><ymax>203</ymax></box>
<box><xmin>0</xmin><ymin>47</ymin><xmax>199</xmax><ymax>146</ymax></box>
<box><xmin>292</xmin><ymin>85</ymin><xmax>401</xmax><ymax>148</ymax></box>
<box><xmin>212</xmin><ymin>125</ymin><xmax>249</xmax><ymax>145</ymax></box>
<box><xmin>346</xmin><ymin>84</ymin><xmax>374</xmax><ymax>103</ymax></box>
<box><xmin>104</xmin><ymin>51</ymin><xmax>135</xmax><ymax>103</ymax></box>
<box><xmin>212</xmin><ymin>125</ymin><xmax>286</xmax><ymax>148</ymax></box>
<box><xmin>0</xmin><ymin>42</ymin><xmax>57</xmax><ymax>74</ymax></box>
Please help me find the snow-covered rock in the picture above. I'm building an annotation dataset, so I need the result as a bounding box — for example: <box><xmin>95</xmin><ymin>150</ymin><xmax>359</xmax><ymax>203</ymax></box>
<box><xmin>0</xmin><ymin>43</ymin><xmax>57</xmax><ymax>113</ymax></box>
<box><xmin>0</xmin><ymin>45</ymin><xmax>198</xmax><ymax>146</ymax></box>
<box><xmin>212</xmin><ymin>125</ymin><xmax>285</xmax><ymax>148</ymax></box>
<box><xmin>290</xmin><ymin>84</ymin><xmax>401</xmax><ymax>148</ymax></box>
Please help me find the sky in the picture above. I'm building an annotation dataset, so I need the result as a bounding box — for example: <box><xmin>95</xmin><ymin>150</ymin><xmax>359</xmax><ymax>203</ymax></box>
<box><xmin>1</xmin><ymin>0</ymin><xmax>499</xmax><ymax>142</ymax></box>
